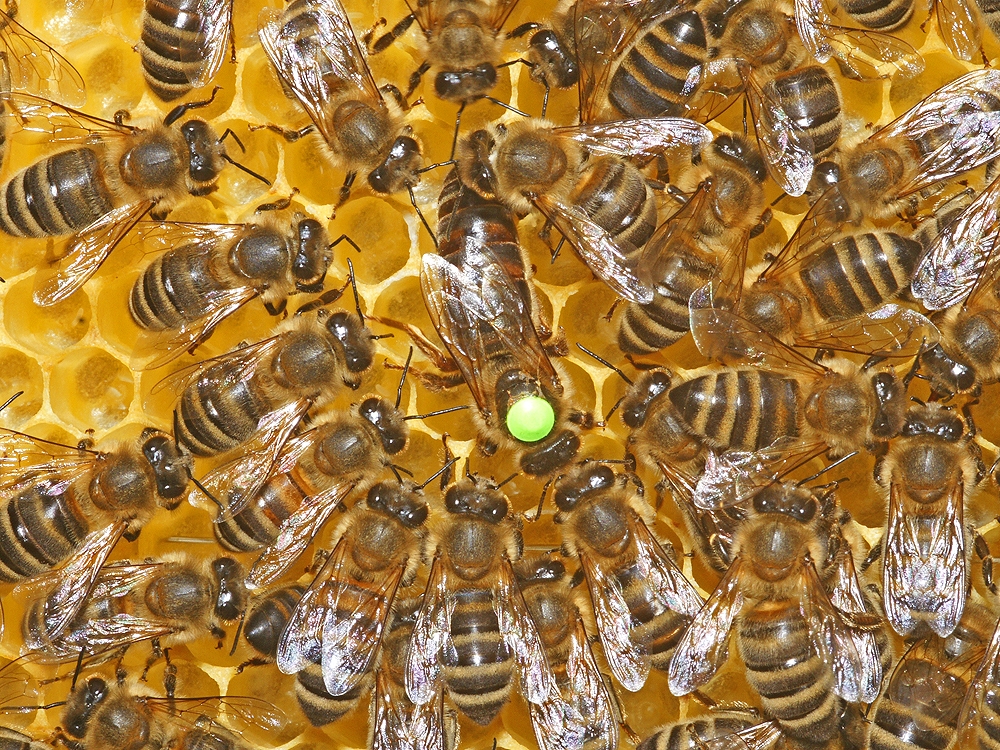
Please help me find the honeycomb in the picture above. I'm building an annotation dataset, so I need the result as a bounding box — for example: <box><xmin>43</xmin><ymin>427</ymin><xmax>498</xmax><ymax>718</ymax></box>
<box><xmin>0</xmin><ymin>0</ymin><xmax>999</xmax><ymax>748</ymax></box>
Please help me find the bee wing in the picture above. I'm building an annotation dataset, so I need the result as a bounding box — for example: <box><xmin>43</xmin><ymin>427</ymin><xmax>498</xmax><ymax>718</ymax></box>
<box><xmin>791</xmin><ymin>304</ymin><xmax>940</xmax><ymax>357</ymax></box>
<box><xmin>936</xmin><ymin>0</ymin><xmax>982</xmax><ymax>62</ymax></box>
<box><xmin>668</xmin><ymin>556</ymin><xmax>744</xmax><ymax>696</ymax></box>
<box><xmin>200</xmin><ymin>398</ymin><xmax>312</xmax><ymax>521</ymax></box>
<box><xmin>534</xmin><ymin>194</ymin><xmax>654</xmax><ymax>304</ymax></box>
<box><xmin>659</xmin><ymin>460</ymin><xmax>741</xmax><ymax>571</ymax></box>
<box><xmin>151</xmin><ymin>332</ymin><xmax>286</xmax><ymax>396</ymax></box>
<box><xmin>794</xmin><ymin>0</ymin><xmax>923</xmax><ymax>79</ymax></box>
<box><xmin>579</xmin><ymin>551</ymin><xmax>649</xmax><ymax>692</ymax></box>
<box><xmin>0</xmin><ymin>11</ymin><xmax>86</xmax><ymax>105</ymax></box>
<box><xmin>145</xmin><ymin>695</ymin><xmax>289</xmax><ymax>733</ymax></box>
<box><xmin>130</xmin><ymin>221</ymin><xmax>249</xmax><ymax>255</ymax></box>
<box><xmin>687</xmin><ymin>224</ymin><xmax>751</xmax><ymax>316</ymax></box>
<box><xmin>36</xmin><ymin>611</ymin><xmax>177</xmax><ymax>663</ymax></box>
<box><xmin>33</xmin><ymin>200</ymin><xmax>156</xmax><ymax>307</ymax></box>
<box><xmin>245</xmin><ymin>478</ymin><xmax>359</xmax><ymax>590</ymax></box>
<box><xmin>956</xmin><ymin>615</ymin><xmax>1000</xmax><ymax>746</ymax></box>
<box><xmin>743</xmin><ymin>67</ymin><xmax>815</xmax><ymax>196</ymax></box>
<box><xmin>633</xmin><ymin>520</ymin><xmax>704</xmax><ymax>617</ymax></box>
<box><xmin>372</xmin><ymin>672</ymin><xmax>452</xmax><ymax>750</ymax></box>
<box><xmin>883</xmin><ymin>480</ymin><xmax>966</xmax><ymax>637</ymax></box>
<box><xmin>259</xmin><ymin>0</ymin><xmax>382</xmax><ymax>143</ymax></box>
<box><xmin>912</xmin><ymin>174</ymin><xmax>1000</xmax><ymax>310</ymax></box>
<box><xmin>484</xmin><ymin>0</ymin><xmax>525</xmax><ymax>32</ymax></box>
<box><xmin>406</xmin><ymin>556</ymin><xmax>456</xmax><ymax>706</ymax></box>
<box><xmin>558</xmin><ymin>118</ymin><xmax>712</xmax><ymax>159</ymax></box>
<box><xmin>0</xmin><ymin>91</ymin><xmax>132</xmax><ymax>144</ymax></box>
<box><xmin>0</xmin><ymin>429</ymin><xmax>98</xmax><ymax>496</ymax></box>
<box><xmin>22</xmin><ymin>520</ymin><xmax>127</xmax><ymax>648</ymax></box>
<box><xmin>689</xmin><ymin>307</ymin><xmax>829</xmax><ymax>378</ymax></box>
<box><xmin>873</xmin><ymin>69</ymin><xmax>1000</xmax><ymax>195</ymax></box>
<box><xmin>186</xmin><ymin>0</ymin><xmax>235</xmax><ymax>87</ymax></box>
<box><xmin>700</xmin><ymin>721</ymin><xmax>784</xmax><ymax>750</ymax></box>
<box><xmin>86</xmin><ymin>562</ymin><xmax>167</xmax><ymax>600</ymax></box>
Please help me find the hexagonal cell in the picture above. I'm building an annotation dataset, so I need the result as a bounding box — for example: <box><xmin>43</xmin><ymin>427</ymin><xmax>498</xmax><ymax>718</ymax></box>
<box><xmin>4</xmin><ymin>278</ymin><xmax>90</xmax><ymax>356</ymax></box>
<box><xmin>67</xmin><ymin>34</ymin><xmax>144</xmax><ymax>117</ymax></box>
<box><xmin>332</xmin><ymin>197</ymin><xmax>411</xmax><ymax>284</ymax></box>
<box><xmin>0</xmin><ymin>348</ymin><xmax>44</xmax><ymax>427</ymax></box>
<box><xmin>50</xmin><ymin>348</ymin><xmax>134</xmax><ymax>431</ymax></box>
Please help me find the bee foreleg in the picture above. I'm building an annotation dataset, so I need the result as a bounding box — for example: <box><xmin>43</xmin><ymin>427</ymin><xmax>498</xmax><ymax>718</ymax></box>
<box><xmin>407</xmin><ymin>60</ymin><xmax>431</xmax><ymax>99</ymax></box>
<box><xmin>368</xmin><ymin>13</ymin><xmax>416</xmax><ymax>55</ymax></box>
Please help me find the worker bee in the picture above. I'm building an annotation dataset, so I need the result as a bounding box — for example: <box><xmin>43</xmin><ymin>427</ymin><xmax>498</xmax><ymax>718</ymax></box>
<box><xmin>618</xmin><ymin>134</ymin><xmax>770</xmax><ymax>354</ymax></box>
<box><xmin>876</xmin><ymin>402</ymin><xmax>985</xmax><ymax>637</ymax></box>
<box><xmin>637</xmin><ymin>709</ymin><xmax>781</xmax><ymax>750</ymax></box>
<box><xmin>812</xmin><ymin>68</ymin><xmax>1000</xmax><ymax>222</ymax></box>
<box><xmin>21</xmin><ymin>553</ymin><xmax>246</xmax><ymax>664</ymax></box>
<box><xmin>0</xmin><ymin>89</ymin><xmax>268</xmax><ymax>306</ymax></box>
<box><xmin>128</xmin><ymin>212</ymin><xmax>333</xmax><ymax>369</ymax></box>
<box><xmin>407</xmin><ymin>168</ymin><xmax>593</xmax><ymax>476</ymax></box>
<box><xmin>258</xmin><ymin>0</ymin><xmax>424</xmax><ymax>210</ymax></box>
<box><xmin>406</xmin><ymin>475</ymin><xmax>577</xmax><ymax>735</ymax></box>
<box><xmin>274</xmin><ymin>479</ymin><xmax>429</xmax><ymax>702</ymax></box>
<box><xmin>0</xmin><ymin>426</ymin><xmax>189</xmax><ymax>595</ymax></box>
<box><xmin>169</xmin><ymin>301</ymin><xmax>375</xmax><ymax>458</ymax></box>
<box><xmin>912</xmin><ymin>174</ymin><xmax>1000</xmax><ymax>396</ymax></box>
<box><xmin>553</xmin><ymin>463</ymin><xmax>704</xmax><ymax>692</ymax></box>
<box><xmin>455</xmin><ymin>118</ymin><xmax>710</xmax><ymax>306</ymax></box>
<box><xmin>371</xmin><ymin>598</ymin><xmax>459</xmax><ymax>750</ymax></box>
<box><xmin>870</xmin><ymin>602</ymin><xmax>993</xmax><ymax>750</ymax></box>
<box><xmin>514</xmin><ymin>555</ymin><xmax>620</xmax><ymax>750</ymax></box>
<box><xmin>138</xmin><ymin>0</ymin><xmax>234</xmax><ymax>101</ymax></box>
<box><xmin>668</xmin><ymin>482</ymin><xmax>885</xmax><ymax>746</ymax></box>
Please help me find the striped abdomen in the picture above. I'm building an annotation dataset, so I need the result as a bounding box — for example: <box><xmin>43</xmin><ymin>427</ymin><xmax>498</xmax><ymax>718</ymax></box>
<box><xmin>175</xmin><ymin>363</ymin><xmax>272</xmax><ymax>456</ymax></box>
<box><xmin>0</xmin><ymin>487</ymin><xmax>91</xmax><ymax>581</ymax></box>
<box><xmin>130</xmin><ymin>246</ymin><xmax>230</xmax><ymax>330</ymax></box>
<box><xmin>140</xmin><ymin>0</ymin><xmax>215</xmax><ymax>101</ymax></box>
<box><xmin>573</xmin><ymin>157</ymin><xmax>657</xmax><ymax>257</ymax></box>
<box><xmin>738</xmin><ymin>601</ymin><xmax>842</xmax><ymax>743</ymax></box>
<box><xmin>214</xmin><ymin>469</ymin><xmax>310</xmax><ymax>551</ymax></box>
<box><xmin>619</xmin><ymin>244</ymin><xmax>716</xmax><ymax>353</ymax></box>
<box><xmin>668</xmin><ymin>369</ymin><xmax>801</xmax><ymax>451</ymax></box>
<box><xmin>868</xmin><ymin>657</ymin><xmax>965</xmax><ymax>750</ymax></box>
<box><xmin>839</xmin><ymin>0</ymin><xmax>913</xmax><ymax>28</ymax></box>
<box><xmin>0</xmin><ymin>148</ymin><xmax>115</xmax><ymax>238</ymax></box>
<box><xmin>799</xmin><ymin>231</ymin><xmax>923</xmax><ymax>321</ymax></box>
<box><xmin>446</xmin><ymin>587</ymin><xmax>513</xmax><ymax>725</ymax></box>
<box><xmin>608</xmin><ymin>10</ymin><xmax>709</xmax><ymax>118</ymax></box>
<box><xmin>296</xmin><ymin>657</ymin><xmax>366</xmax><ymax>726</ymax></box>
<box><xmin>617</xmin><ymin>561</ymin><xmax>691</xmax><ymax>671</ymax></box>
<box><xmin>244</xmin><ymin>585</ymin><xmax>305</xmax><ymax>658</ymax></box>
<box><xmin>637</xmin><ymin>713</ymin><xmax>758</xmax><ymax>750</ymax></box>
<box><xmin>765</xmin><ymin>66</ymin><xmax>842</xmax><ymax>158</ymax></box>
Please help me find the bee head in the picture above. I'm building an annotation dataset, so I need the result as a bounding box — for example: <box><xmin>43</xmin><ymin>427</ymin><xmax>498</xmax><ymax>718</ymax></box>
<box><xmin>554</xmin><ymin>463</ymin><xmax>614</xmax><ymax>511</ymax></box>
<box><xmin>457</xmin><ymin>128</ymin><xmax>500</xmax><ymax>198</ymax></box>
<box><xmin>514</xmin><ymin>556</ymin><xmax>566</xmax><ymax>585</ymax></box>
<box><xmin>291</xmin><ymin>217</ymin><xmax>332</xmax><ymax>292</ymax></box>
<box><xmin>358</xmin><ymin>397</ymin><xmax>409</xmax><ymax>455</ymax></box>
<box><xmin>752</xmin><ymin>483</ymin><xmax>818</xmax><ymax>524</ymax></box>
<box><xmin>181</xmin><ymin>119</ymin><xmax>224</xmax><ymax>186</ymax></box>
<box><xmin>621</xmin><ymin>370</ymin><xmax>672</xmax><ymax>428</ymax></box>
<box><xmin>211</xmin><ymin>557</ymin><xmax>246</xmax><ymax>622</ymax></box>
<box><xmin>527</xmin><ymin>30</ymin><xmax>578</xmax><ymax>88</ymax></box>
<box><xmin>64</xmin><ymin>676</ymin><xmax>109</xmax><ymax>739</ymax></box>
<box><xmin>434</xmin><ymin>63</ymin><xmax>497</xmax><ymax>104</ymax></box>
<box><xmin>444</xmin><ymin>482</ymin><xmax>509</xmax><ymax>523</ymax></box>
<box><xmin>713</xmin><ymin>133</ymin><xmax>767</xmax><ymax>183</ymax></box>
<box><xmin>140</xmin><ymin>428</ymin><xmax>191</xmax><ymax>507</ymax></box>
<box><xmin>368</xmin><ymin>136</ymin><xmax>422</xmax><ymax>194</ymax></box>
<box><xmin>366</xmin><ymin>481</ymin><xmax>429</xmax><ymax>528</ymax></box>
<box><xmin>325</xmin><ymin>311</ymin><xmax>375</xmax><ymax>373</ymax></box>
<box><xmin>902</xmin><ymin>403</ymin><xmax>964</xmax><ymax>442</ymax></box>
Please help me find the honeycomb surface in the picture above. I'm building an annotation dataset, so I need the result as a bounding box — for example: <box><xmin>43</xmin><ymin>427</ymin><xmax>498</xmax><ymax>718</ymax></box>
<box><xmin>0</xmin><ymin>0</ymin><xmax>999</xmax><ymax>749</ymax></box>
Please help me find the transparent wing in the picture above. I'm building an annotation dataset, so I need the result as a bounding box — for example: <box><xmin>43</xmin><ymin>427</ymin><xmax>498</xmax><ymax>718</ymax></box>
<box><xmin>0</xmin><ymin>91</ymin><xmax>131</xmax><ymax>144</ymax></box>
<box><xmin>0</xmin><ymin>10</ymin><xmax>86</xmax><ymax>105</ymax></box>
<box><xmin>668</xmin><ymin>556</ymin><xmax>743</xmax><ymax>696</ymax></box>
<box><xmin>245</xmin><ymin>478</ymin><xmax>359</xmax><ymax>590</ymax></box>
<box><xmin>151</xmin><ymin>332</ymin><xmax>286</xmax><ymax>396</ymax></box>
<box><xmin>547</xmin><ymin>619</ymin><xmax>617</xmax><ymax>750</ymax></box>
<box><xmin>633</xmin><ymin>521</ymin><xmax>704</xmax><ymax>617</ymax></box>
<box><xmin>559</xmin><ymin>118</ymin><xmax>712</xmax><ymax>158</ymax></box>
<box><xmin>633</xmin><ymin>181</ymin><xmax>716</xmax><ymax>290</ymax></box>
<box><xmin>792</xmin><ymin>304</ymin><xmax>940</xmax><ymax>357</ymax></box>
<box><xmin>33</xmin><ymin>200</ymin><xmax>155</xmax><ymax>307</ymax></box>
<box><xmin>130</xmin><ymin>220</ymin><xmax>248</xmax><ymax>255</ymax></box>
<box><xmin>534</xmin><ymin>194</ymin><xmax>654</xmax><ymax>304</ymax></box>
<box><xmin>912</xmin><ymin>174</ymin><xmax>1000</xmax><ymax>310</ymax></box>
<box><xmin>32</xmin><ymin>612</ymin><xmax>177</xmax><ymax>663</ymax></box>
<box><xmin>0</xmin><ymin>429</ymin><xmax>98</xmax><ymax>497</ymax></box>
<box><xmin>200</xmin><ymin>398</ymin><xmax>312</xmax><ymax>522</ymax></box>
<box><xmin>259</xmin><ymin>0</ymin><xmax>382</xmax><ymax>144</ymax></box>
<box><xmin>957</xmin><ymin>615</ymin><xmax>1000</xmax><ymax>746</ymax></box>
<box><xmin>406</xmin><ymin>557</ymin><xmax>455</xmax><ymax>706</ymax></box>
<box><xmin>579</xmin><ymin>551</ymin><xmax>649</xmax><ymax>692</ymax></box>
<box><xmin>187</xmin><ymin>0</ymin><xmax>235</xmax><ymax>87</ymax></box>
<box><xmin>936</xmin><ymin>0</ymin><xmax>982</xmax><ymax>62</ymax></box>
<box><xmin>882</xmin><ymin>481</ymin><xmax>966</xmax><ymax>637</ymax></box>
<box><xmin>700</xmin><ymin>721</ymin><xmax>784</xmax><ymax>750</ymax></box>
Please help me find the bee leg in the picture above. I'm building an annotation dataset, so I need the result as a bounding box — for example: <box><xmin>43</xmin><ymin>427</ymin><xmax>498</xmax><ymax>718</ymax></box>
<box><xmin>550</xmin><ymin>236</ymin><xmax>566</xmax><ymax>264</ymax></box>
<box><xmin>507</xmin><ymin>22</ymin><xmax>542</xmax><ymax>38</ymax></box>
<box><xmin>249</xmin><ymin>123</ymin><xmax>315</xmax><ymax>142</ymax></box>
<box><xmin>162</xmin><ymin>649</ymin><xmax>176</xmax><ymax>702</ymax></box>
<box><xmin>263</xmin><ymin>300</ymin><xmax>286</xmax><ymax>316</ymax></box>
<box><xmin>479</xmin><ymin>437</ymin><xmax>499</xmax><ymax>457</ymax></box>
<box><xmin>141</xmin><ymin>638</ymin><xmax>164</xmax><ymax>682</ymax></box>
<box><xmin>235</xmin><ymin>656</ymin><xmax>273</xmax><ymax>674</ymax></box>
<box><xmin>368</xmin><ymin>13</ymin><xmax>416</xmax><ymax>55</ymax></box>
<box><xmin>407</xmin><ymin>60</ymin><xmax>431</xmax><ymax>100</ymax></box>
<box><xmin>379</xmin><ymin>83</ymin><xmax>412</xmax><ymax>111</ymax></box>
<box><xmin>861</xmin><ymin>538</ymin><xmax>881</xmax><ymax>574</ymax></box>
<box><xmin>333</xmin><ymin>172</ymin><xmax>357</xmax><ymax>214</ymax></box>
<box><xmin>448</xmin><ymin>101</ymin><xmax>466</xmax><ymax>160</ymax></box>
<box><xmin>974</xmin><ymin>529</ymin><xmax>997</xmax><ymax>595</ymax></box>
<box><xmin>361</xmin><ymin>17</ymin><xmax>387</xmax><ymax>48</ymax></box>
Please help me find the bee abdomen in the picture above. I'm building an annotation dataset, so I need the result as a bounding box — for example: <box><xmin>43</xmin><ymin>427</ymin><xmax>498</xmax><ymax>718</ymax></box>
<box><xmin>575</xmin><ymin>158</ymin><xmax>657</xmax><ymax>253</ymax></box>
<box><xmin>446</xmin><ymin>588</ymin><xmax>512</xmax><ymax>726</ymax></box>
<box><xmin>244</xmin><ymin>585</ymin><xmax>305</xmax><ymax>658</ymax></box>
<box><xmin>608</xmin><ymin>10</ymin><xmax>709</xmax><ymax>118</ymax></box>
<box><xmin>839</xmin><ymin>0</ymin><xmax>913</xmax><ymax>28</ymax></box>
<box><xmin>868</xmin><ymin>658</ymin><xmax>965</xmax><ymax>750</ymax></box>
<box><xmin>214</xmin><ymin>473</ymin><xmax>307</xmax><ymax>551</ymax></box>
<box><xmin>296</xmin><ymin>661</ymin><xmax>365</xmax><ymax>726</ymax></box>
<box><xmin>765</xmin><ymin>66</ymin><xmax>842</xmax><ymax>158</ymax></box>
<box><xmin>738</xmin><ymin>603</ymin><xmax>841</xmax><ymax>743</ymax></box>
<box><xmin>669</xmin><ymin>370</ymin><xmax>801</xmax><ymax>451</ymax></box>
<box><xmin>0</xmin><ymin>148</ymin><xmax>115</xmax><ymax>238</ymax></box>
<box><xmin>130</xmin><ymin>248</ymin><xmax>222</xmax><ymax>331</ymax></box>
<box><xmin>618</xmin><ymin>564</ymin><xmax>689</xmax><ymax>669</ymax></box>
<box><xmin>637</xmin><ymin>714</ymin><xmax>759</xmax><ymax>750</ymax></box>
<box><xmin>799</xmin><ymin>232</ymin><xmax>923</xmax><ymax>320</ymax></box>
<box><xmin>176</xmin><ymin>375</ymin><xmax>268</xmax><ymax>456</ymax></box>
<box><xmin>140</xmin><ymin>0</ymin><xmax>213</xmax><ymax>101</ymax></box>
<box><xmin>0</xmin><ymin>490</ymin><xmax>90</xmax><ymax>581</ymax></box>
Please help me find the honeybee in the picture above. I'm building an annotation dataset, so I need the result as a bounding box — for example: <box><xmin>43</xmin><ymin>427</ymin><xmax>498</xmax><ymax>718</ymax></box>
<box><xmin>553</xmin><ymin>463</ymin><xmax>704</xmax><ymax>692</ymax></box>
<box><xmin>138</xmin><ymin>0</ymin><xmax>234</xmax><ymax>101</ymax></box>
<box><xmin>258</xmin><ymin>0</ymin><xmax>423</xmax><ymax>208</ymax></box>
<box><xmin>911</xmin><ymin>174</ymin><xmax>1000</xmax><ymax>396</ymax></box>
<box><xmin>0</xmin><ymin>427</ymin><xmax>189</xmax><ymax>594</ymax></box>
<box><xmin>0</xmin><ymin>90</ymin><xmax>268</xmax><ymax>306</ymax></box>
<box><xmin>812</xmin><ymin>68</ymin><xmax>1000</xmax><ymax>222</ymax></box>
<box><xmin>128</xmin><ymin>212</ymin><xmax>333</xmax><ymax>369</ymax></box>
<box><xmin>22</xmin><ymin>553</ymin><xmax>246</xmax><ymax>664</ymax></box>
<box><xmin>454</xmin><ymin>113</ymin><xmax>711</xmax><ymax>305</ymax></box>
<box><xmin>169</xmin><ymin>303</ymin><xmax>375</xmax><ymax>457</ymax></box>
<box><xmin>371</xmin><ymin>598</ymin><xmax>459</xmax><ymax>750</ymax></box>
<box><xmin>0</xmin><ymin>728</ymin><xmax>55</xmax><ymax>750</ymax></box>
<box><xmin>876</xmin><ymin>402</ymin><xmax>984</xmax><ymax>637</ymax></box>
<box><xmin>618</xmin><ymin>134</ymin><xmax>770</xmax><ymax>354</ymax></box>
<box><xmin>668</xmin><ymin>482</ymin><xmax>885</xmax><ymax>746</ymax></box>
<box><xmin>406</xmin><ymin>476</ymin><xmax>578</xmax><ymax>736</ymax></box>
<box><xmin>408</xmin><ymin>168</ymin><xmax>592</xmax><ymax>476</ymax></box>
<box><xmin>637</xmin><ymin>710</ymin><xmax>781</xmax><ymax>750</ymax></box>
<box><xmin>870</xmin><ymin>602</ymin><xmax>993</xmax><ymax>750</ymax></box>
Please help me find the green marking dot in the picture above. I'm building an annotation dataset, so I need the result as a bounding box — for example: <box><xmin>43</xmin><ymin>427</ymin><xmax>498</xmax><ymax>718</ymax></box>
<box><xmin>506</xmin><ymin>396</ymin><xmax>556</xmax><ymax>443</ymax></box>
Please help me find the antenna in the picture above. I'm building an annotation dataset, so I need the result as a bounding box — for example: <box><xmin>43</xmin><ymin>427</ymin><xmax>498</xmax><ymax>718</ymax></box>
<box><xmin>796</xmin><ymin>452</ymin><xmax>859</xmax><ymax>487</ymax></box>
<box><xmin>404</xmin><ymin>404</ymin><xmax>470</xmax><ymax>421</ymax></box>
<box><xmin>396</xmin><ymin>347</ymin><xmax>413</xmax><ymax>409</ymax></box>
<box><xmin>347</xmin><ymin>258</ymin><xmax>364</xmax><ymax>321</ymax></box>
<box><xmin>577</xmin><ymin>343</ymin><xmax>633</xmax><ymax>385</ymax></box>
<box><xmin>417</xmin><ymin>456</ymin><xmax>459</xmax><ymax>490</ymax></box>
